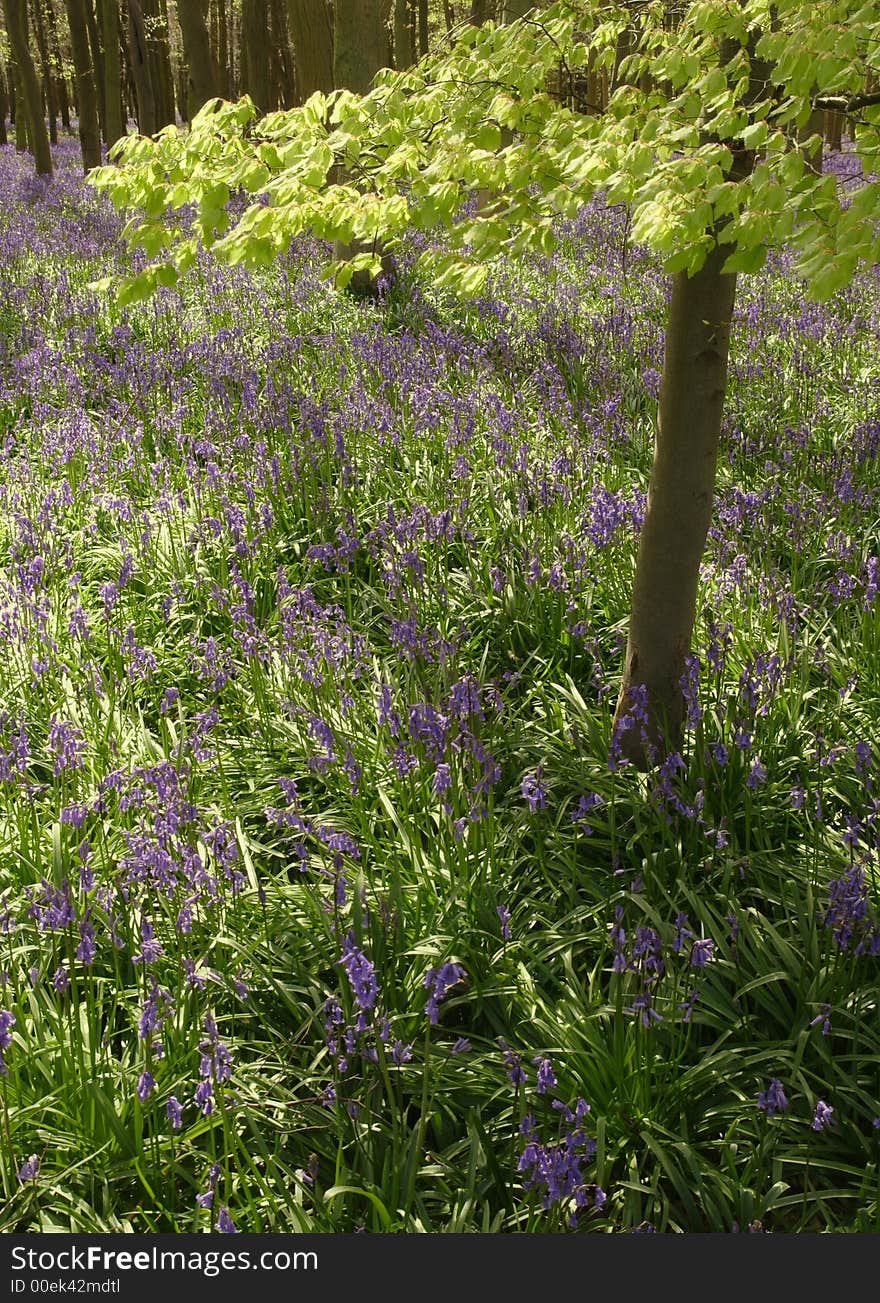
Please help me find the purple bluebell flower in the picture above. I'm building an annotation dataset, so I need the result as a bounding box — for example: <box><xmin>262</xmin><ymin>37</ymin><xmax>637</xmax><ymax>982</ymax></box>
<box><xmin>497</xmin><ymin>904</ymin><xmax>512</xmax><ymax>941</ymax></box>
<box><xmin>521</xmin><ymin>770</ymin><xmax>548</xmax><ymax>812</ymax></box>
<box><xmin>339</xmin><ymin>933</ymin><xmax>379</xmax><ymax>1012</ymax></box>
<box><xmin>812</xmin><ymin>1100</ymin><xmax>834</xmax><ymax>1131</ymax></box>
<box><xmin>534</xmin><ymin>1057</ymin><xmax>557</xmax><ymax>1095</ymax></box>
<box><xmin>166</xmin><ymin>1096</ymin><xmax>183</xmax><ymax>1129</ymax></box>
<box><xmin>17</xmin><ymin>1155</ymin><xmax>40</xmax><ymax>1183</ymax></box>
<box><xmin>424</xmin><ymin>961</ymin><xmax>466</xmax><ymax>1024</ymax></box>
<box><xmin>757</xmin><ymin>1079</ymin><xmax>789</xmax><ymax>1117</ymax></box>
<box><xmin>217</xmin><ymin>1208</ymin><xmax>238</xmax><ymax>1233</ymax></box>
<box><xmin>690</xmin><ymin>938</ymin><xmax>715</xmax><ymax>968</ymax></box>
<box><xmin>809</xmin><ymin>1005</ymin><xmax>832</xmax><ymax>1036</ymax></box>
<box><xmin>136</xmin><ymin>1070</ymin><xmax>156</xmax><ymax>1103</ymax></box>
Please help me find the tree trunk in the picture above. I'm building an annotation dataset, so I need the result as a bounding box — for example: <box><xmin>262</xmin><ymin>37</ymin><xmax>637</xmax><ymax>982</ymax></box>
<box><xmin>83</xmin><ymin>0</ymin><xmax>106</xmax><ymax>137</ymax></box>
<box><xmin>269</xmin><ymin>0</ymin><xmax>295</xmax><ymax>107</ymax></box>
<box><xmin>241</xmin><ymin>0</ymin><xmax>271</xmax><ymax>110</ymax></box>
<box><xmin>150</xmin><ymin>0</ymin><xmax>176</xmax><ymax>125</ymax></box>
<box><xmin>501</xmin><ymin>0</ymin><xmax>530</xmax><ymax>20</ymax></box>
<box><xmin>216</xmin><ymin>0</ymin><xmax>230</xmax><ymax>96</ymax></box>
<box><xmin>45</xmin><ymin>0</ymin><xmax>71</xmax><ymax>129</ymax></box>
<box><xmin>100</xmin><ymin>0</ymin><xmax>125</xmax><ymax>146</ymax></box>
<box><xmin>32</xmin><ymin>0</ymin><xmax>58</xmax><ymax>143</ymax></box>
<box><xmin>2</xmin><ymin>0</ymin><xmax>53</xmax><ymax>172</ymax></box>
<box><xmin>287</xmin><ymin>0</ymin><xmax>333</xmax><ymax>100</ymax></box>
<box><xmin>127</xmin><ymin>0</ymin><xmax>157</xmax><ymax>133</ymax></box>
<box><xmin>333</xmin><ymin>0</ymin><xmax>389</xmax><ymax>294</ymax></box>
<box><xmin>612</xmin><ymin>243</ymin><xmax>739</xmax><ymax>767</ymax></box>
<box><xmin>417</xmin><ymin>0</ymin><xmax>427</xmax><ymax>54</ymax></box>
<box><xmin>825</xmin><ymin>108</ymin><xmax>843</xmax><ymax>153</ymax></box>
<box><xmin>65</xmin><ymin>0</ymin><xmax>102</xmax><ymax>168</ymax></box>
<box><xmin>0</xmin><ymin>57</ymin><xmax>8</xmax><ymax>145</ymax></box>
<box><xmin>176</xmin><ymin>0</ymin><xmax>220</xmax><ymax>116</ymax></box>
<box><xmin>334</xmin><ymin>0</ymin><xmax>386</xmax><ymax>95</ymax></box>
<box><xmin>470</xmin><ymin>0</ymin><xmax>487</xmax><ymax>22</ymax></box>
<box><xmin>393</xmin><ymin>0</ymin><xmax>412</xmax><ymax>69</ymax></box>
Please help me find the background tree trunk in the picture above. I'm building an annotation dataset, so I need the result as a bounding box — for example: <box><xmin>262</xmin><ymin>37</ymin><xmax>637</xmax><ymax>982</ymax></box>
<box><xmin>100</xmin><ymin>0</ymin><xmax>125</xmax><ymax>145</ymax></box>
<box><xmin>2</xmin><ymin>0</ymin><xmax>53</xmax><ymax>172</ymax></box>
<box><xmin>287</xmin><ymin>0</ymin><xmax>333</xmax><ymax>100</ymax></box>
<box><xmin>65</xmin><ymin>0</ymin><xmax>102</xmax><ymax>168</ymax></box>
<box><xmin>83</xmin><ymin>0</ymin><xmax>106</xmax><ymax>137</ymax></box>
<box><xmin>240</xmin><ymin>0</ymin><xmax>270</xmax><ymax>109</ymax></box>
<box><xmin>32</xmin><ymin>0</ymin><xmax>58</xmax><ymax>143</ymax></box>
<box><xmin>0</xmin><ymin>56</ymin><xmax>8</xmax><ymax>145</ymax></box>
<box><xmin>127</xmin><ymin>0</ymin><xmax>157</xmax><ymax>132</ymax></box>
<box><xmin>394</xmin><ymin>0</ymin><xmax>413</xmax><ymax>69</ymax></box>
<box><xmin>177</xmin><ymin>0</ymin><xmax>219</xmax><ymax>116</ymax></box>
<box><xmin>334</xmin><ymin>0</ymin><xmax>386</xmax><ymax>95</ymax></box>
<box><xmin>417</xmin><ymin>0</ymin><xmax>427</xmax><ymax>55</ymax></box>
<box><xmin>46</xmin><ymin>0</ymin><xmax>71</xmax><ymax>128</ymax></box>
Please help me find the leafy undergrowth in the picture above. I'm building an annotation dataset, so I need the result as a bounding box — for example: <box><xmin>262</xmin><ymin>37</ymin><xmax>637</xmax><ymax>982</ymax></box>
<box><xmin>0</xmin><ymin>138</ymin><xmax>878</xmax><ymax>1233</ymax></box>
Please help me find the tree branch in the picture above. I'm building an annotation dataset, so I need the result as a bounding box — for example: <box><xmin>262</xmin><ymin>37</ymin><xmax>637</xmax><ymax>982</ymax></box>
<box><xmin>814</xmin><ymin>90</ymin><xmax>880</xmax><ymax>114</ymax></box>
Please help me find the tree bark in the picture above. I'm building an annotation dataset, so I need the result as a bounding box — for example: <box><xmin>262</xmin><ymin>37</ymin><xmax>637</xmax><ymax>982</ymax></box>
<box><xmin>333</xmin><ymin>0</ymin><xmax>390</xmax><ymax>294</ymax></box>
<box><xmin>393</xmin><ymin>0</ymin><xmax>413</xmax><ymax>69</ymax></box>
<box><xmin>241</xmin><ymin>0</ymin><xmax>271</xmax><ymax>110</ymax></box>
<box><xmin>612</xmin><ymin>243</ymin><xmax>739</xmax><ymax>766</ymax></box>
<box><xmin>45</xmin><ymin>0</ymin><xmax>71</xmax><ymax>128</ymax></box>
<box><xmin>0</xmin><ymin>56</ymin><xmax>8</xmax><ymax>145</ymax></box>
<box><xmin>417</xmin><ymin>0</ymin><xmax>427</xmax><ymax>54</ymax></box>
<box><xmin>501</xmin><ymin>0</ymin><xmax>531</xmax><ymax>20</ymax></box>
<box><xmin>127</xmin><ymin>0</ymin><xmax>157</xmax><ymax>133</ymax></box>
<box><xmin>470</xmin><ymin>0</ymin><xmax>488</xmax><ymax>22</ymax></box>
<box><xmin>216</xmin><ymin>0</ymin><xmax>231</xmax><ymax>96</ymax></box>
<box><xmin>2</xmin><ymin>0</ymin><xmax>53</xmax><ymax>172</ymax></box>
<box><xmin>100</xmin><ymin>0</ymin><xmax>125</xmax><ymax>146</ymax></box>
<box><xmin>65</xmin><ymin>0</ymin><xmax>102</xmax><ymax>168</ymax></box>
<box><xmin>334</xmin><ymin>0</ymin><xmax>386</xmax><ymax>95</ymax></box>
<box><xmin>83</xmin><ymin>0</ymin><xmax>106</xmax><ymax>136</ymax></box>
<box><xmin>32</xmin><ymin>0</ymin><xmax>58</xmax><ymax>143</ymax></box>
<box><xmin>287</xmin><ymin>0</ymin><xmax>333</xmax><ymax>100</ymax></box>
<box><xmin>176</xmin><ymin>0</ymin><xmax>220</xmax><ymax>116</ymax></box>
<box><xmin>270</xmin><ymin>0</ymin><xmax>296</xmax><ymax>106</ymax></box>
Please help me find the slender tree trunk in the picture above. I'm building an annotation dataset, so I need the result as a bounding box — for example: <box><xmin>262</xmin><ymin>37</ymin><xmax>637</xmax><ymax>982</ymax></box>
<box><xmin>501</xmin><ymin>0</ymin><xmax>530</xmax><ymax>19</ymax></box>
<box><xmin>45</xmin><ymin>0</ymin><xmax>71</xmax><ymax>128</ymax></box>
<box><xmin>825</xmin><ymin>108</ymin><xmax>843</xmax><ymax>153</ymax></box>
<box><xmin>394</xmin><ymin>0</ymin><xmax>412</xmax><ymax>68</ymax></box>
<box><xmin>269</xmin><ymin>0</ymin><xmax>295</xmax><ymax>106</ymax></box>
<box><xmin>333</xmin><ymin>0</ymin><xmax>389</xmax><ymax>294</ymax></box>
<box><xmin>100</xmin><ymin>0</ymin><xmax>124</xmax><ymax>145</ymax></box>
<box><xmin>127</xmin><ymin>0</ymin><xmax>157</xmax><ymax>132</ymax></box>
<box><xmin>14</xmin><ymin>74</ymin><xmax>29</xmax><ymax>150</ymax></box>
<box><xmin>82</xmin><ymin>0</ymin><xmax>106</xmax><ymax>136</ymax></box>
<box><xmin>2</xmin><ymin>0</ymin><xmax>53</xmax><ymax>172</ymax></box>
<box><xmin>470</xmin><ymin>0</ymin><xmax>487</xmax><ymax>22</ymax></box>
<box><xmin>65</xmin><ymin>0</ymin><xmax>102</xmax><ymax>168</ymax></box>
<box><xmin>417</xmin><ymin>0</ymin><xmax>427</xmax><ymax>54</ymax></box>
<box><xmin>176</xmin><ymin>0</ymin><xmax>220</xmax><ymax>116</ymax></box>
<box><xmin>287</xmin><ymin>0</ymin><xmax>333</xmax><ymax>101</ymax></box>
<box><xmin>32</xmin><ymin>0</ymin><xmax>58</xmax><ymax>143</ymax></box>
<box><xmin>612</xmin><ymin>245</ymin><xmax>739</xmax><ymax>766</ymax></box>
<box><xmin>0</xmin><ymin>57</ymin><xmax>8</xmax><ymax>145</ymax></box>
<box><xmin>216</xmin><ymin>0</ymin><xmax>230</xmax><ymax>96</ymax></box>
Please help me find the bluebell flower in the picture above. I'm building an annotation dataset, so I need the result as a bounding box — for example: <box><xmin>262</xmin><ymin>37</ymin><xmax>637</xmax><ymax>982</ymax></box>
<box><xmin>811</xmin><ymin>1100</ymin><xmax>833</xmax><ymax>1131</ymax></box>
<box><xmin>424</xmin><ymin>961</ymin><xmax>466</xmax><ymax>1024</ymax></box>
<box><xmin>757</xmin><ymin>1079</ymin><xmax>789</xmax><ymax>1117</ymax></box>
